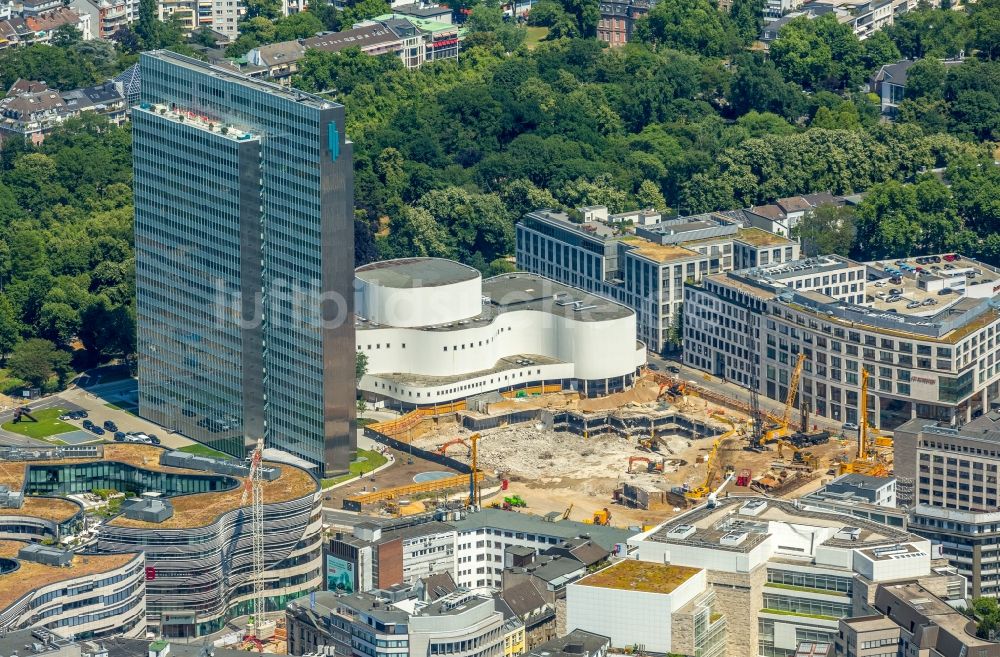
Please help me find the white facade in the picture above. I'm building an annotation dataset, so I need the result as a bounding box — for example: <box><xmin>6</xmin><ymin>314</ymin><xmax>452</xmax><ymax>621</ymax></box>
<box><xmin>566</xmin><ymin>566</ymin><xmax>706</xmax><ymax>653</ymax></box>
<box><xmin>356</xmin><ymin>259</ymin><xmax>646</xmax><ymax>406</ymax></box>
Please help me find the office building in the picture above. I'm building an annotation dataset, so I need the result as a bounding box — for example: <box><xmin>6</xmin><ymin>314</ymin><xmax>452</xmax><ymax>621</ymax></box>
<box><xmin>624</xmin><ymin>496</ymin><xmax>964</xmax><ymax>657</ymax></box>
<box><xmin>0</xmin><ymin>443</ymin><xmax>322</xmax><ymax>638</ymax></box>
<box><xmin>800</xmin><ymin>475</ymin><xmax>908</xmax><ymax>530</ymax></box>
<box><xmin>285</xmin><ymin>587</ymin><xmax>510</xmax><ymax>656</ymax></box>
<box><xmin>0</xmin><ymin>540</ymin><xmax>146</xmax><ymax>638</ymax></box>
<box><xmin>683</xmin><ymin>253</ymin><xmax>1000</xmax><ymax>430</ymax></box>
<box><xmin>326</xmin><ymin>521</ymin><xmax>458</xmax><ymax>592</ymax></box>
<box><xmin>526</xmin><ymin>630</ymin><xmax>609</xmax><ymax>657</ymax></box>
<box><xmin>516</xmin><ymin>207</ymin><xmax>798</xmax><ymax>352</ymax></box>
<box><xmin>451</xmin><ymin>508</ymin><xmax>633</xmax><ymax>589</ymax></box>
<box><xmin>355</xmin><ymin>259</ymin><xmax>646</xmax><ymax>407</ymax></box>
<box><xmin>838</xmin><ymin>582</ymin><xmax>992</xmax><ymax>657</ymax></box>
<box><xmin>893</xmin><ymin>414</ymin><xmax>1000</xmax><ymax>597</ymax></box>
<box><xmin>133</xmin><ymin>51</ymin><xmax>355</xmax><ymax>475</ymax></box>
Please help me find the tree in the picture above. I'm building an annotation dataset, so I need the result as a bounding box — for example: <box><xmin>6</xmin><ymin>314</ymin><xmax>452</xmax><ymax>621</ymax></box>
<box><xmin>356</xmin><ymin>396</ymin><xmax>367</xmax><ymax>420</ymax></box>
<box><xmin>636</xmin><ymin>180</ymin><xmax>667</xmax><ymax>210</ymax></box>
<box><xmin>78</xmin><ymin>297</ymin><xmax>135</xmax><ymax>361</ymax></box>
<box><xmin>729</xmin><ymin>54</ymin><xmax>807</xmax><ymax>120</ymax></box>
<box><xmin>275</xmin><ymin>11</ymin><xmax>325</xmax><ymax>40</ymax></box>
<box><xmin>636</xmin><ymin>0</ymin><xmax>740</xmax><ymax>57</ymax></box>
<box><xmin>905</xmin><ymin>58</ymin><xmax>946</xmax><ymax>100</ymax></box>
<box><xmin>729</xmin><ymin>0</ymin><xmax>765</xmax><ymax>45</ymax></box>
<box><xmin>970</xmin><ymin>0</ymin><xmax>1000</xmax><ymax>59</ymax></box>
<box><xmin>8</xmin><ymin>338</ymin><xmax>71</xmax><ymax>389</ymax></box>
<box><xmin>51</xmin><ymin>24</ymin><xmax>83</xmax><ymax>47</ymax></box>
<box><xmin>308</xmin><ymin>0</ymin><xmax>340</xmax><ymax>30</ymax></box>
<box><xmin>795</xmin><ymin>204</ymin><xmax>856</xmax><ymax>256</ymax></box>
<box><xmin>886</xmin><ymin>8</ymin><xmax>969</xmax><ymax>58</ymax></box>
<box><xmin>861</xmin><ymin>30</ymin><xmax>900</xmax><ymax>70</ymax></box>
<box><xmin>0</xmin><ymin>295</ymin><xmax>21</xmax><ymax>361</ymax></box>
<box><xmin>38</xmin><ymin>302</ymin><xmax>80</xmax><ymax>345</ymax></box>
<box><xmin>355</xmin><ymin>350</ymin><xmax>368</xmax><ymax>380</ymax></box>
<box><xmin>339</xmin><ymin>0</ymin><xmax>391</xmax><ymax>27</ymax></box>
<box><xmin>245</xmin><ymin>0</ymin><xmax>282</xmax><ymax>19</ymax></box>
<box><xmin>769</xmin><ymin>14</ymin><xmax>865</xmax><ymax>90</ymax></box>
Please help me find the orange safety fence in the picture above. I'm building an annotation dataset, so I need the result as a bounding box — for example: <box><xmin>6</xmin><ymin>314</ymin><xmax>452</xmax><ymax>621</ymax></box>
<box><xmin>500</xmin><ymin>384</ymin><xmax>563</xmax><ymax>398</ymax></box>
<box><xmin>367</xmin><ymin>400</ymin><xmax>467</xmax><ymax>438</ymax></box>
<box><xmin>346</xmin><ymin>471</ymin><xmax>486</xmax><ymax>505</ymax></box>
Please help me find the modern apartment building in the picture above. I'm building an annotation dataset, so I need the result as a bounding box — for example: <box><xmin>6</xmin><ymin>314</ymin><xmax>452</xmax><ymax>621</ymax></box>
<box><xmin>133</xmin><ymin>51</ymin><xmax>355</xmax><ymax>475</ymax></box>
<box><xmin>624</xmin><ymin>497</ymin><xmax>965</xmax><ymax>657</ymax></box>
<box><xmin>515</xmin><ymin>207</ymin><xmax>798</xmax><ymax>352</ymax></box>
<box><xmin>683</xmin><ymin>253</ymin><xmax>1000</xmax><ymax>430</ymax></box>
<box><xmin>285</xmin><ymin>587</ymin><xmax>509</xmax><ymax>656</ymax></box>
<box><xmin>893</xmin><ymin>413</ymin><xmax>1000</xmax><ymax>597</ymax></box>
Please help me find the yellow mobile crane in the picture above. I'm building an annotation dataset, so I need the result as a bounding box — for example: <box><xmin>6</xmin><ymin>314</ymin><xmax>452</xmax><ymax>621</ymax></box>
<box><xmin>760</xmin><ymin>353</ymin><xmax>806</xmax><ymax>445</ymax></box>
<box><xmin>839</xmin><ymin>370</ymin><xmax>890</xmax><ymax>477</ymax></box>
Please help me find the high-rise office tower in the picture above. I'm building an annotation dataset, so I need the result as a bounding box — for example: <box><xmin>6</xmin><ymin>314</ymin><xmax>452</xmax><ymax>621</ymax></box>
<box><xmin>133</xmin><ymin>51</ymin><xmax>355</xmax><ymax>475</ymax></box>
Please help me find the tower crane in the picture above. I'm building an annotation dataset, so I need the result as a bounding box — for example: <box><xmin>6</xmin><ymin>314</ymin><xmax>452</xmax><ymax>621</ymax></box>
<box><xmin>241</xmin><ymin>435</ymin><xmax>274</xmax><ymax>641</ymax></box>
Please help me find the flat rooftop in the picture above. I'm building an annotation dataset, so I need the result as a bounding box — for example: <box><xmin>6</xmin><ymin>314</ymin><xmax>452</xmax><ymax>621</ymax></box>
<box><xmin>0</xmin><ymin>540</ymin><xmax>140</xmax><ymax>612</ymax></box>
<box><xmin>749</xmin><ymin>255</ymin><xmax>859</xmax><ymax>282</ymax></box>
<box><xmin>736</xmin><ymin>227</ymin><xmax>795</xmax><ymax>247</ymax></box>
<box><xmin>484</xmin><ymin>273</ymin><xmax>632</xmax><ymax>322</ymax></box>
<box><xmin>356</xmin><ymin>257</ymin><xmax>479</xmax><ymax>289</ymax></box>
<box><xmin>372</xmin><ymin>353</ymin><xmax>562</xmax><ymax>387</ymax></box>
<box><xmin>450</xmin><ymin>508</ymin><xmax>634</xmax><ymax>552</ymax></box>
<box><xmin>621</xmin><ymin>238</ymin><xmax>702</xmax><ymax>264</ymax></box>
<box><xmin>575</xmin><ymin>559</ymin><xmax>700</xmax><ymax>594</ymax></box>
<box><xmin>0</xmin><ymin>444</ymin><xmax>317</xmax><ymax>530</ymax></box>
<box><xmin>144</xmin><ymin>50</ymin><xmax>339</xmax><ymax>111</ymax></box>
<box><xmin>648</xmin><ymin>496</ymin><xmax>914</xmax><ymax>553</ymax></box>
<box><xmin>0</xmin><ymin>496</ymin><xmax>81</xmax><ymax>523</ymax></box>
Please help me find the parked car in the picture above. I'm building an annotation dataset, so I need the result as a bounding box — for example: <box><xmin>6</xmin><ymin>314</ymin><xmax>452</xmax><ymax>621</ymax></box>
<box><xmin>82</xmin><ymin>419</ymin><xmax>94</xmax><ymax>429</ymax></box>
<box><xmin>90</xmin><ymin>426</ymin><xmax>105</xmax><ymax>435</ymax></box>
<box><xmin>667</xmin><ymin>365</ymin><xmax>680</xmax><ymax>373</ymax></box>
<box><xmin>842</xmin><ymin>422</ymin><xmax>859</xmax><ymax>432</ymax></box>
<box><xmin>149</xmin><ymin>436</ymin><xmax>161</xmax><ymax>445</ymax></box>
<box><xmin>944</xmin><ymin>254</ymin><xmax>957</xmax><ymax>262</ymax></box>
<box><xmin>922</xmin><ymin>299</ymin><xmax>936</xmax><ymax>306</ymax></box>
<box><xmin>931</xmin><ymin>255</ymin><xmax>941</xmax><ymax>262</ymax></box>
<box><xmin>114</xmin><ymin>431</ymin><xmax>126</xmax><ymax>441</ymax></box>
<box><xmin>939</xmin><ymin>288</ymin><xmax>954</xmax><ymax>295</ymax></box>
<box><xmin>906</xmin><ymin>301</ymin><xmax>922</xmax><ymax>309</ymax></box>
<box><xmin>648</xmin><ymin>363</ymin><xmax>659</xmax><ymax>371</ymax></box>
<box><xmin>103</xmin><ymin>420</ymin><xmax>117</xmax><ymax>432</ymax></box>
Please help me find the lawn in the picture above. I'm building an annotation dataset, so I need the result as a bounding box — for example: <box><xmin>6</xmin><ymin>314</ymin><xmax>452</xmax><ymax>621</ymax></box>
<box><xmin>524</xmin><ymin>26</ymin><xmax>549</xmax><ymax>49</ymax></box>
<box><xmin>2</xmin><ymin>408</ymin><xmax>77</xmax><ymax>439</ymax></box>
<box><xmin>178</xmin><ymin>443</ymin><xmax>233</xmax><ymax>459</ymax></box>
<box><xmin>322</xmin><ymin>449</ymin><xmax>389</xmax><ymax>488</ymax></box>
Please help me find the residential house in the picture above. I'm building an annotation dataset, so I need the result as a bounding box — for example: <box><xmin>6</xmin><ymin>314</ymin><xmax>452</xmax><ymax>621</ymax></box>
<box><xmin>24</xmin><ymin>7</ymin><xmax>91</xmax><ymax>41</ymax></box>
<box><xmin>389</xmin><ymin>2</ymin><xmax>452</xmax><ymax>22</ymax></box>
<box><xmin>60</xmin><ymin>81</ymin><xmax>126</xmax><ymax>124</ymax></box>
<box><xmin>871</xmin><ymin>57</ymin><xmax>965</xmax><ymax>116</ymax></box>
<box><xmin>0</xmin><ymin>85</ymin><xmax>72</xmax><ymax>144</ymax></box>
<box><xmin>19</xmin><ymin>0</ymin><xmax>62</xmax><ymax>17</ymax></box>
<box><xmin>597</xmin><ymin>0</ymin><xmax>653</xmax><ymax>46</ymax></box>
<box><xmin>747</xmin><ymin>192</ymin><xmax>847</xmax><ymax>237</ymax></box>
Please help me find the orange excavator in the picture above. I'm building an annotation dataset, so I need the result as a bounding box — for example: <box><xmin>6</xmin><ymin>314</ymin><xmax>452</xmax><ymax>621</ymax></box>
<box><xmin>437</xmin><ymin>437</ymin><xmax>470</xmax><ymax>455</ymax></box>
<box><xmin>657</xmin><ymin>380</ymin><xmax>686</xmax><ymax>402</ymax></box>
<box><xmin>628</xmin><ymin>456</ymin><xmax>664</xmax><ymax>473</ymax></box>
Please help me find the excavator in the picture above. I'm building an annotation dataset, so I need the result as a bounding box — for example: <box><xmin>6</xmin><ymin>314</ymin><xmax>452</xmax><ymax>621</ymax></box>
<box><xmin>437</xmin><ymin>437</ymin><xmax>470</xmax><ymax>455</ymax></box>
<box><xmin>638</xmin><ymin>436</ymin><xmax>660</xmax><ymax>452</ymax></box>
<box><xmin>775</xmin><ymin>440</ymin><xmax>819</xmax><ymax>469</ymax></box>
<box><xmin>685</xmin><ymin>437</ymin><xmax>722</xmax><ymax>500</ymax></box>
<box><xmin>562</xmin><ymin>504</ymin><xmax>573</xmax><ymax>520</ymax></box>
<box><xmin>657</xmin><ymin>380</ymin><xmax>686</xmax><ymax>403</ymax></box>
<box><xmin>839</xmin><ymin>370</ymin><xmax>891</xmax><ymax>477</ymax></box>
<box><xmin>628</xmin><ymin>456</ymin><xmax>664</xmax><ymax>474</ymax></box>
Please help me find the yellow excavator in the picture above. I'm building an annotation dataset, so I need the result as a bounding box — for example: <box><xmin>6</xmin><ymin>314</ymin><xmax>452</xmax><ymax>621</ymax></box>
<box><xmin>685</xmin><ymin>437</ymin><xmax>722</xmax><ymax>500</ymax></box>
<box><xmin>839</xmin><ymin>371</ymin><xmax>890</xmax><ymax>477</ymax></box>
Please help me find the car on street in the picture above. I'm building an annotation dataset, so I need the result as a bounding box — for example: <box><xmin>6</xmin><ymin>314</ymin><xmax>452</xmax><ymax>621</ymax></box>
<box><xmin>648</xmin><ymin>363</ymin><xmax>659</xmax><ymax>371</ymax></box>
<box><xmin>667</xmin><ymin>365</ymin><xmax>681</xmax><ymax>373</ymax></box>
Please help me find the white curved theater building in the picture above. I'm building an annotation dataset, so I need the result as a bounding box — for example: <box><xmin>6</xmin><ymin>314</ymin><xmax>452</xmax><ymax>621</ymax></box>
<box><xmin>355</xmin><ymin>258</ymin><xmax>646</xmax><ymax>407</ymax></box>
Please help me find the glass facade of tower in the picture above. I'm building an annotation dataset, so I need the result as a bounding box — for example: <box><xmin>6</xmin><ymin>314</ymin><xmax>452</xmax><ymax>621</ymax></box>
<box><xmin>134</xmin><ymin>51</ymin><xmax>356</xmax><ymax>475</ymax></box>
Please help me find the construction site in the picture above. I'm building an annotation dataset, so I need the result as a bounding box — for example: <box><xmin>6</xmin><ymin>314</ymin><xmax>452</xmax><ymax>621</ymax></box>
<box><xmin>344</xmin><ymin>360</ymin><xmax>895</xmax><ymax>528</ymax></box>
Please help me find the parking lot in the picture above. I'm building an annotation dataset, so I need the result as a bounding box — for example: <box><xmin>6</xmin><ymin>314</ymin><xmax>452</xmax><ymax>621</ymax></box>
<box><xmin>868</xmin><ymin>277</ymin><xmax>948</xmax><ymax>315</ymax></box>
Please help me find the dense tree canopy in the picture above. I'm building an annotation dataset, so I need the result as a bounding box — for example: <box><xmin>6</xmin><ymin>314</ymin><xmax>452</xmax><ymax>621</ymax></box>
<box><xmin>0</xmin><ymin>0</ymin><xmax>997</xmax><ymax>387</ymax></box>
